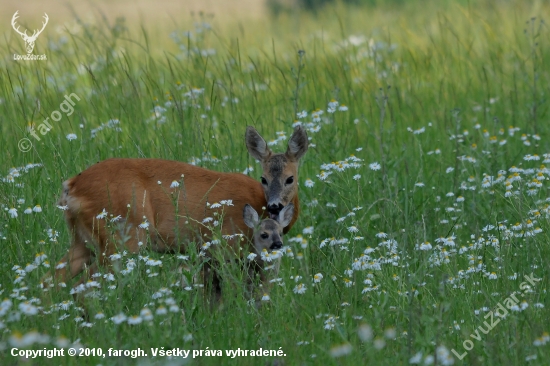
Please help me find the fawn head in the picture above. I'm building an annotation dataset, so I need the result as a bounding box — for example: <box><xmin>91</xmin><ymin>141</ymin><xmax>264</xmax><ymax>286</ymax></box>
<box><xmin>243</xmin><ymin>203</ymin><xmax>294</xmax><ymax>252</ymax></box>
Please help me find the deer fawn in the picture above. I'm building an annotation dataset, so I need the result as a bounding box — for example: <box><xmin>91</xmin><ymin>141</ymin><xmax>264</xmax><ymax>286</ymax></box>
<box><xmin>43</xmin><ymin>126</ymin><xmax>308</xmax><ymax>301</ymax></box>
<box><xmin>242</xmin><ymin>203</ymin><xmax>294</xmax><ymax>300</ymax></box>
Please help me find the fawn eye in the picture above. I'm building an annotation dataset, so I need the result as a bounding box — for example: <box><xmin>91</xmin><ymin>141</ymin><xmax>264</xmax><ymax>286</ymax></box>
<box><xmin>260</xmin><ymin>233</ymin><xmax>269</xmax><ymax>239</ymax></box>
<box><xmin>285</xmin><ymin>176</ymin><xmax>294</xmax><ymax>185</ymax></box>
<box><xmin>261</xmin><ymin>177</ymin><xmax>268</xmax><ymax>185</ymax></box>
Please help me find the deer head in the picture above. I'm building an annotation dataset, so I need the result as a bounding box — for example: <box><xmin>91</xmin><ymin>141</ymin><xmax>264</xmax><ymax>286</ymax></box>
<box><xmin>12</xmin><ymin>11</ymin><xmax>49</xmax><ymax>54</ymax></box>
<box><xmin>243</xmin><ymin>203</ymin><xmax>294</xmax><ymax>253</ymax></box>
<box><xmin>246</xmin><ymin>126</ymin><xmax>308</xmax><ymax>219</ymax></box>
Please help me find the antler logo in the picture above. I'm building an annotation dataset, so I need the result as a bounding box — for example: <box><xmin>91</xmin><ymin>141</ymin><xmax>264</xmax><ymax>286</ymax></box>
<box><xmin>11</xmin><ymin>11</ymin><xmax>49</xmax><ymax>54</ymax></box>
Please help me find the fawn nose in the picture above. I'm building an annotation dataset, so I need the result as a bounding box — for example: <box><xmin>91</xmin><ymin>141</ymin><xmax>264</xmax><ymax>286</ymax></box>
<box><xmin>270</xmin><ymin>241</ymin><xmax>283</xmax><ymax>250</ymax></box>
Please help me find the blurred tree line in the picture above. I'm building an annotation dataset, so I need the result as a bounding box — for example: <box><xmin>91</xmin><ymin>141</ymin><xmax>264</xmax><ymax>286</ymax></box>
<box><xmin>267</xmin><ymin>0</ymin><xmax>475</xmax><ymax>14</ymax></box>
<box><xmin>266</xmin><ymin>0</ymin><xmax>408</xmax><ymax>14</ymax></box>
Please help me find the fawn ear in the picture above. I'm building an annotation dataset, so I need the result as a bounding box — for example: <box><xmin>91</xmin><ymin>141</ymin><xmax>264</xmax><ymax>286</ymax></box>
<box><xmin>243</xmin><ymin>204</ymin><xmax>259</xmax><ymax>229</ymax></box>
<box><xmin>286</xmin><ymin>126</ymin><xmax>308</xmax><ymax>161</ymax></box>
<box><xmin>246</xmin><ymin>126</ymin><xmax>272</xmax><ymax>162</ymax></box>
<box><xmin>277</xmin><ymin>203</ymin><xmax>294</xmax><ymax>228</ymax></box>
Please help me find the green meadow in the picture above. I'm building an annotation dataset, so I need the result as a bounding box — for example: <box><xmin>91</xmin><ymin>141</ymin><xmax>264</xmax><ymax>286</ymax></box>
<box><xmin>1</xmin><ymin>0</ymin><xmax>549</xmax><ymax>364</ymax></box>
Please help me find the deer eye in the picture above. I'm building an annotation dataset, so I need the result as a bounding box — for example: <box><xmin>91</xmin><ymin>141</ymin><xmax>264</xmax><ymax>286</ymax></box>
<box><xmin>285</xmin><ymin>176</ymin><xmax>294</xmax><ymax>185</ymax></box>
<box><xmin>260</xmin><ymin>233</ymin><xmax>269</xmax><ymax>239</ymax></box>
<box><xmin>261</xmin><ymin>177</ymin><xmax>268</xmax><ymax>185</ymax></box>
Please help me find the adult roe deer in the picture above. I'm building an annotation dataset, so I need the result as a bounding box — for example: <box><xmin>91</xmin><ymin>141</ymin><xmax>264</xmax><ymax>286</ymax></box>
<box><xmin>43</xmin><ymin>126</ymin><xmax>308</xmax><ymax>299</ymax></box>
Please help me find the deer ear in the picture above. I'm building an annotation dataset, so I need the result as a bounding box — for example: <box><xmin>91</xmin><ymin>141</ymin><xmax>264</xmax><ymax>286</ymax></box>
<box><xmin>277</xmin><ymin>203</ymin><xmax>294</xmax><ymax>228</ymax></box>
<box><xmin>246</xmin><ymin>126</ymin><xmax>272</xmax><ymax>162</ymax></box>
<box><xmin>243</xmin><ymin>204</ymin><xmax>259</xmax><ymax>229</ymax></box>
<box><xmin>286</xmin><ymin>126</ymin><xmax>308</xmax><ymax>161</ymax></box>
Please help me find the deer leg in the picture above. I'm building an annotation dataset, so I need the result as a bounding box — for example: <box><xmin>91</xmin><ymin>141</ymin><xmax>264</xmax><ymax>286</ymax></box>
<box><xmin>250</xmin><ymin>259</ymin><xmax>281</xmax><ymax>308</ymax></box>
<box><xmin>70</xmin><ymin>231</ymin><xmax>143</xmax><ymax>314</ymax></box>
<box><xmin>42</xmin><ymin>227</ymin><xmax>93</xmax><ymax>290</ymax></box>
<box><xmin>201</xmin><ymin>260</ymin><xmax>223</xmax><ymax>308</ymax></box>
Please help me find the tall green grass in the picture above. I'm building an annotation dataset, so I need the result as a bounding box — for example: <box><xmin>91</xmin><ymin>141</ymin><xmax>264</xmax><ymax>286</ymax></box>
<box><xmin>0</xmin><ymin>1</ymin><xmax>549</xmax><ymax>365</ymax></box>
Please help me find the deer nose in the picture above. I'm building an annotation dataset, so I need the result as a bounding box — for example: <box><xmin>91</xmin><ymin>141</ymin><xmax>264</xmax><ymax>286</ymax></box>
<box><xmin>270</xmin><ymin>241</ymin><xmax>283</xmax><ymax>250</ymax></box>
<box><xmin>267</xmin><ymin>203</ymin><xmax>283</xmax><ymax>215</ymax></box>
